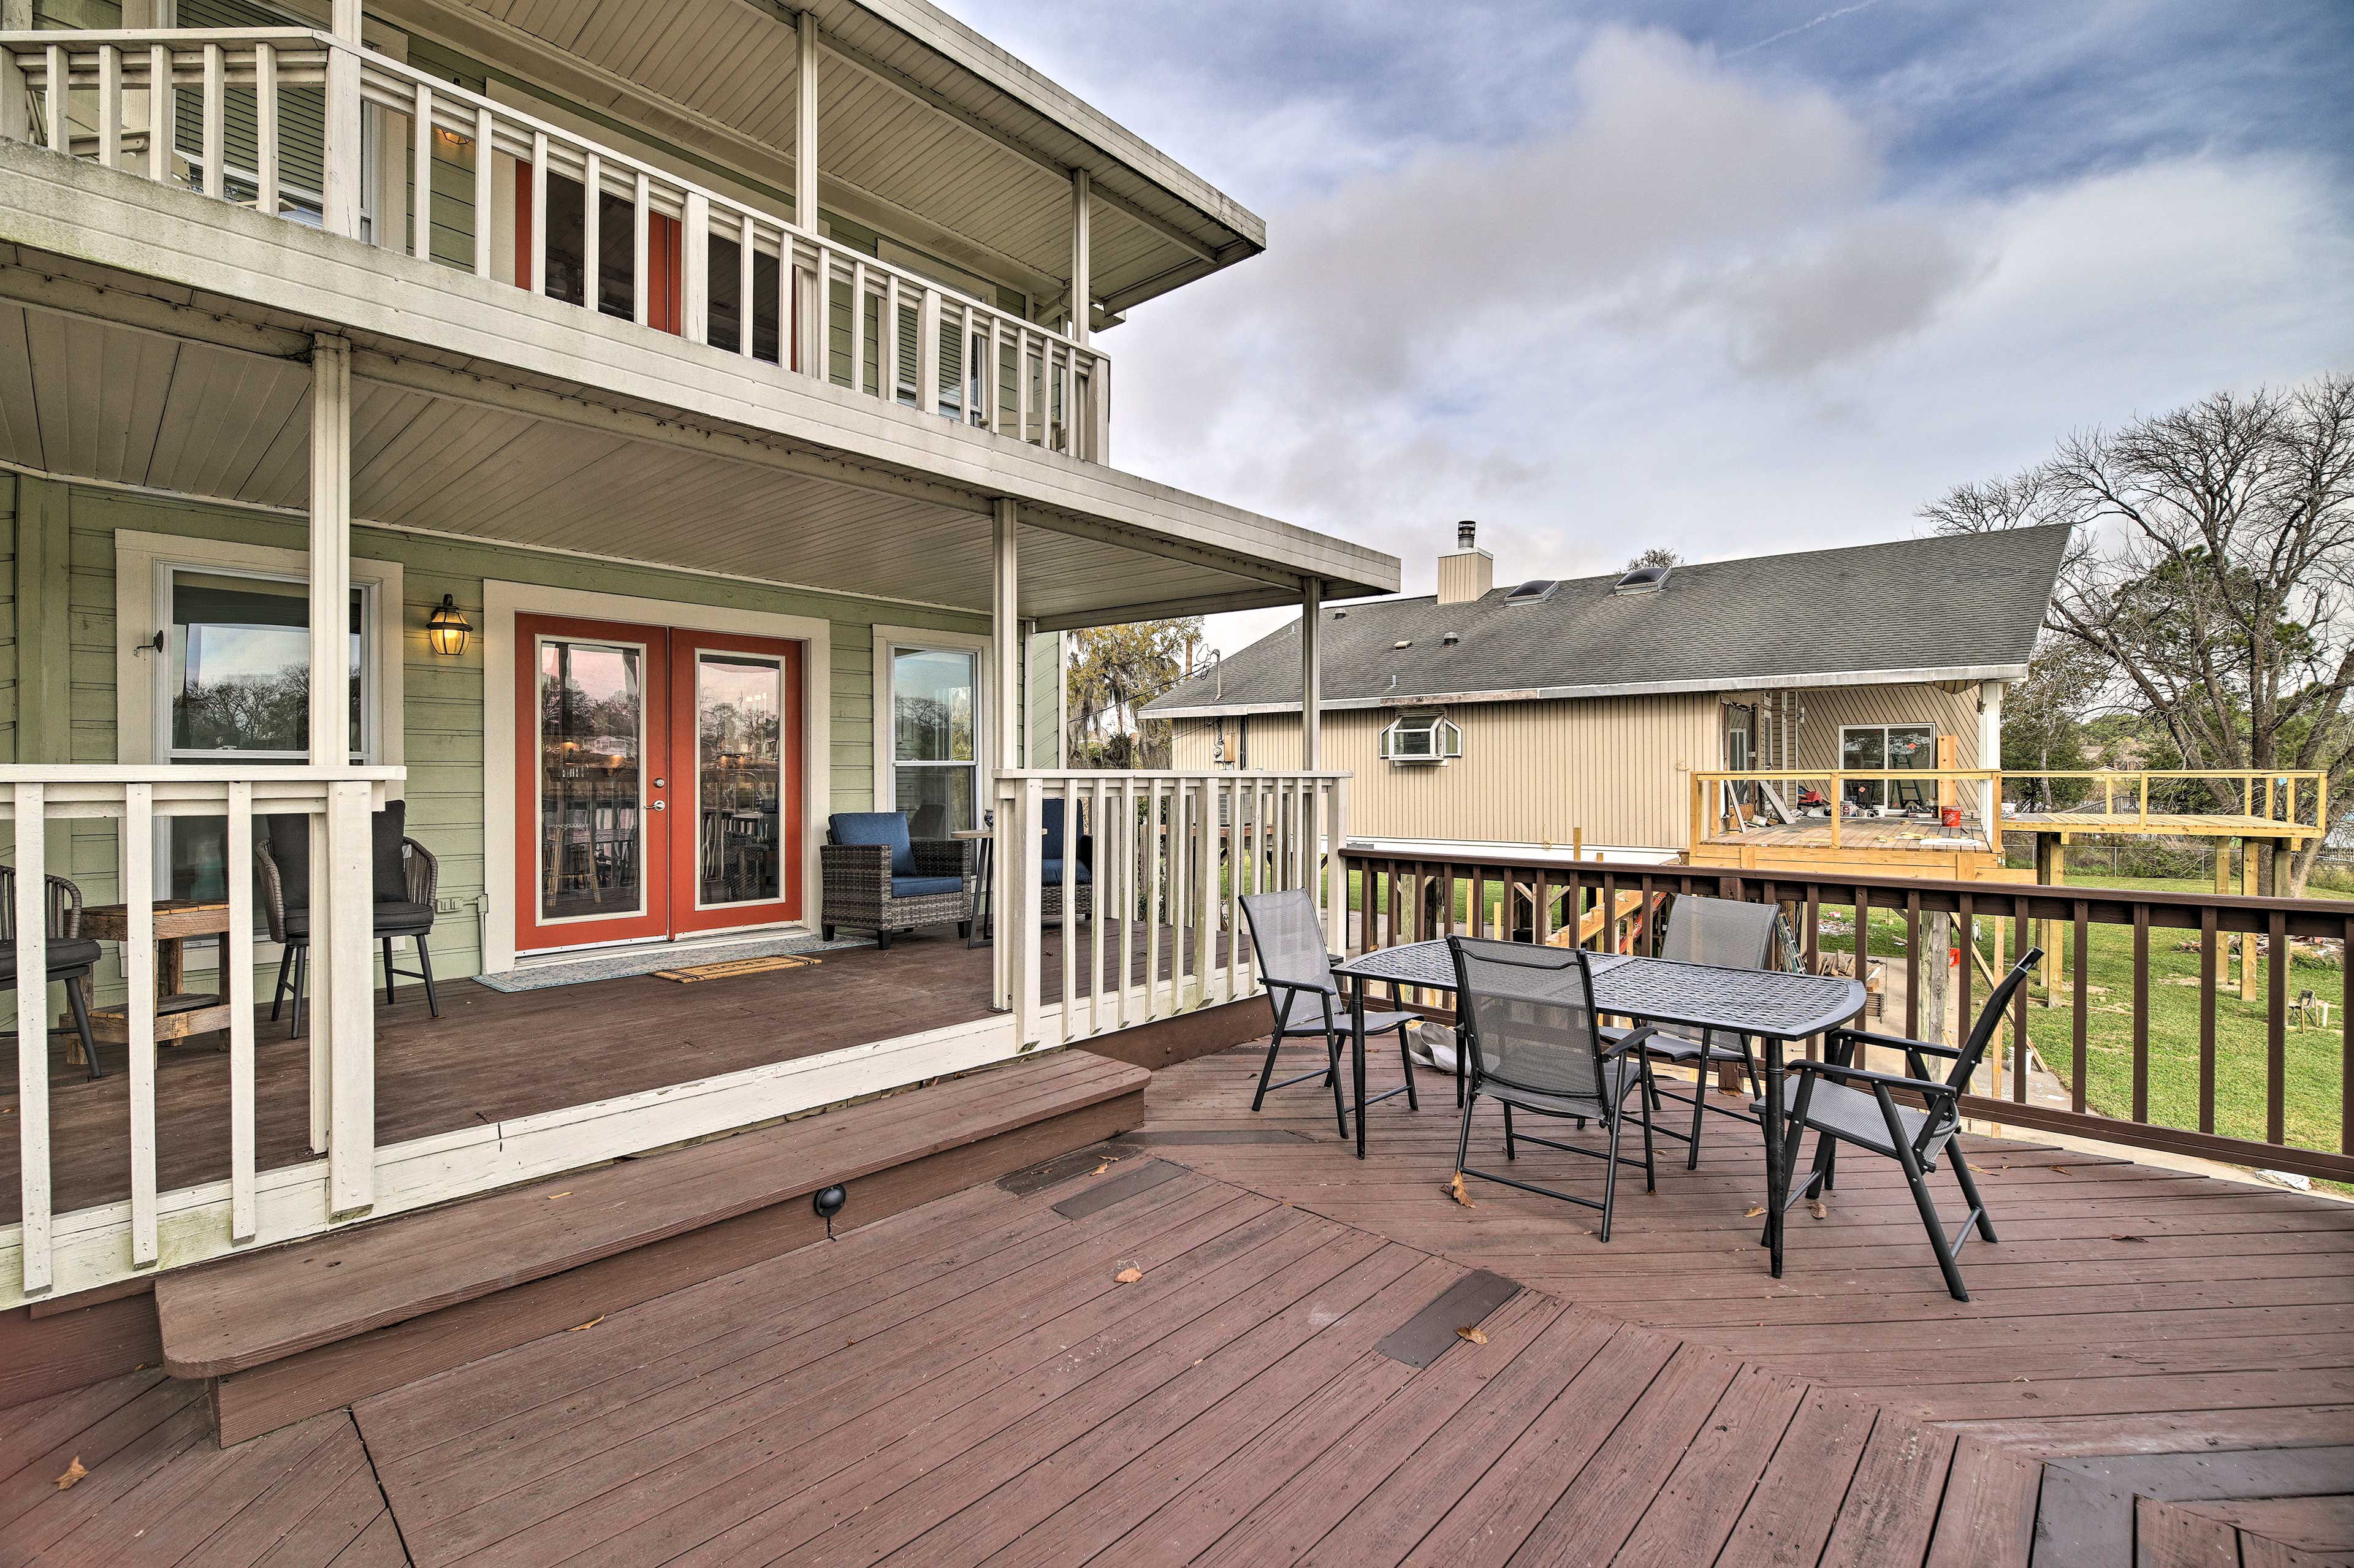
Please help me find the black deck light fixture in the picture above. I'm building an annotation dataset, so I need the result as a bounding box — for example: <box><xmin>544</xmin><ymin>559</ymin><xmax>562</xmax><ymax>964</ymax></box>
<box><xmin>813</xmin><ymin>1184</ymin><xmax>848</xmax><ymax>1239</ymax></box>
<box><xmin>426</xmin><ymin>593</ymin><xmax>471</xmax><ymax>657</ymax></box>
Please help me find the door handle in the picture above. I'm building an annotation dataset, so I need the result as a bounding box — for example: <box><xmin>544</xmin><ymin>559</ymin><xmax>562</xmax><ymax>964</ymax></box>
<box><xmin>650</xmin><ymin>801</ymin><xmax>667</xmax><ymax>812</ymax></box>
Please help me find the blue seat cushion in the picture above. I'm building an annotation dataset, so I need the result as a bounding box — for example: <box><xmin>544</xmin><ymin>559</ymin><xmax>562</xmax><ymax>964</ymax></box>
<box><xmin>890</xmin><ymin>874</ymin><xmax>964</xmax><ymax>899</ymax></box>
<box><xmin>831</xmin><ymin>812</ymin><xmax>916</xmax><ymax>876</ymax></box>
<box><xmin>1039</xmin><ymin>858</ymin><xmax>1092</xmax><ymax>885</ymax></box>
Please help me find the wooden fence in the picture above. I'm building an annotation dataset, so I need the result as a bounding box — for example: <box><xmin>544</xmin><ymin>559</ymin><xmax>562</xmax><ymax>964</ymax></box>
<box><xmin>1343</xmin><ymin>848</ymin><xmax>2353</xmax><ymax>1186</ymax></box>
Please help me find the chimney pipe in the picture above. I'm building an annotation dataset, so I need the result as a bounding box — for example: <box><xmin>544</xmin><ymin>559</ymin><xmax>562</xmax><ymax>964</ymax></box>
<box><xmin>1438</xmin><ymin>519</ymin><xmax>1493</xmax><ymax>605</ymax></box>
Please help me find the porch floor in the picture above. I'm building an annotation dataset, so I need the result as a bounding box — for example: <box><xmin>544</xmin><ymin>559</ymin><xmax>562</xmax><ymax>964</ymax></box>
<box><xmin>2</xmin><ymin>921</ymin><xmax>1229</xmax><ymax>1227</ymax></box>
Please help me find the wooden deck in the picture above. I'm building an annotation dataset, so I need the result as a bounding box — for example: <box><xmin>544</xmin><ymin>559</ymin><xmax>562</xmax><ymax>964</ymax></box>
<box><xmin>4</xmin><ymin>1140</ymin><xmax>2058</xmax><ymax>1568</ymax></box>
<box><xmin>7</xmin><ymin>1038</ymin><xmax>2352</xmax><ymax>1565</ymax></box>
<box><xmin>0</xmin><ymin>921</ymin><xmax>1235</xmax><ymax>1227</ymax></box>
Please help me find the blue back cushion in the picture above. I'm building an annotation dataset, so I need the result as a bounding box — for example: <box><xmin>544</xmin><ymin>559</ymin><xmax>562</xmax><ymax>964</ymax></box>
<box><xmin>831</xmin><ymin>812</ymin><xmax>916</xmax><ymax>876</ymax></box>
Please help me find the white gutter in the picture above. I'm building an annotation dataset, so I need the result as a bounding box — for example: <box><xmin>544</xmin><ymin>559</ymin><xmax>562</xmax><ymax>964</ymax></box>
<box><xmin>1148</xmin><ymin>663</ymin><xmax>2035</xmax><ymax>720</ymax></box>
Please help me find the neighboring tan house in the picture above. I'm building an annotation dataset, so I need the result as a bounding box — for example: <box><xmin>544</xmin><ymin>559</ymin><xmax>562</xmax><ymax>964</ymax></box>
<box><xmin>1146</xmin><ymin>522</ymin><xmax>2069</xmax><ymax>878</ymax></box>
<box><xmin>0</xmin><ymin>0</ymin><xmax>1393</xmax><ymax>1307</ymax></box>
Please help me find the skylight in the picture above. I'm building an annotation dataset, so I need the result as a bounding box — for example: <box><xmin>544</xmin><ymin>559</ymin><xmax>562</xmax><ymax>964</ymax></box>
<box><xmin>1612</xmin><ymin>565</ymin><xmax>1672</xmax><ymax>595</ymax></box>
<box><xmin>1505</xmin><ymin>579</ymin><xmax>1558</xmax><ymax>604</ymax></box>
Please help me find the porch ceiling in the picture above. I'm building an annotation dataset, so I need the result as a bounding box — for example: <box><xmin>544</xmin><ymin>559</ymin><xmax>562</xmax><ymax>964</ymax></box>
<box><xmin>0</xmin><ymin>275</ymin><xmax>1299</xmax><ymax>628</ymax></box>
<box><xmin>377</xmin><ymin>0</ymin><xmax>1259</xmax><ymax>316</ymax></box>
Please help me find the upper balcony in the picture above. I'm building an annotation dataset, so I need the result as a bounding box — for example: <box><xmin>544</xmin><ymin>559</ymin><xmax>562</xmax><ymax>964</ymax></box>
<box><xmin>0</xmin><ymin>1</ymin><xmax>1265</xmax><ymax>474</ymax></box>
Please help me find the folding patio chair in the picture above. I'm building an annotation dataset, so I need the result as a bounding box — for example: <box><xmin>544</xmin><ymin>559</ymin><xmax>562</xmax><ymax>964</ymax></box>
<box><xmin>1631</xmin><ymin>895</ymin><xmax>1776</xmax><ymax>1168</ymax></box>
<box><xmin>1770</xmin><ymin>949</ymin><xmax>2041</xmax><ymax>1300</ymax></box>
<box><xmin>1239</xmin><ymin>887</ymin><xmax>1417</xmax><ymax>1138</ymax></box>
<box><xmin>1447</xmin><ymin>935</ymin><xmax>1658</xmax><ymax>1241</ymax></box>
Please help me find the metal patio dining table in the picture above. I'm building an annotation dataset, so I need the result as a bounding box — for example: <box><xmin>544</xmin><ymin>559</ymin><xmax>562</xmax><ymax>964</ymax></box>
<box><xmin>1331</xmin><ymin>939</ymin><xmax>1868</xmax><ymax>1279</ymax></box>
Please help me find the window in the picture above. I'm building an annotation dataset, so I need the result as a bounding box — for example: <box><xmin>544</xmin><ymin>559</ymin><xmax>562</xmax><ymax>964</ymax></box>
<box><xmin>1840</xmin><ymin>723</ymin><xmax>1937</xmax><ymax>811</ymax></box>
<box><xmin>166</xmin><ymin>567</ymin><xmax>372</xmax><ymax>902</ymax></box>
<box><xmin>1379</xmin><ymin>710</ymin><xmax>1461</xmax><ymax>764</ymax></box>
<box><xmin>889</xmin><ymin>646</ymin><xmax>978</xmax><ymax>835</ymax></box>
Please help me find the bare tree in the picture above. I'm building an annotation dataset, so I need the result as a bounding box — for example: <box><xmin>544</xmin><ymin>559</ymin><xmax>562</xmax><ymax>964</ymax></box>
<box><xmin>1924</xmin><ymin>374</ymin><xmax>2354</xmax><ymax>891</ymax></box>
<box><xmin>1624</xmin><ymin>546</ymin><xmax>1683</xmax><ymax>571</ymax></box>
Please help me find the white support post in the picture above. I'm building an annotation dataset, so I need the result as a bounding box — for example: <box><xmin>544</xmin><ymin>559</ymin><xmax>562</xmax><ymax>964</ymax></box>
<box><xmin>307</xmin><ymin>335</ymin><xmax>353</xmax><ymax>1165</ymax></box>
<box><xmin>1300</xmin><ymin>577</ymin><xmax>1323</xmax><ymax>769</ymax></box>
<box><xmin>992</xmin><ymin>498</ymin><xmax>1020</xmax><ymax>774</ymax></box>
<box><xmin>1327</xmin><ymin>775</ymin><xmax>1350</xmax><ymax>955</ymax></box>
<box><xmin>0</xmin><ymin>7</ymin><xmax>29</xmax><ymax>144</ymax></box>
<box><xmin>682</xmin><ymin>191</ymin><xmax>709</xmax><ymax>344</ymax></box>
<box><xmin>321</xmin><ymin>0</ymin><xmax>362</xmax><ymax>237</ymax></box>
<box><xmin>805</xmin><ymin>240</ymin><xmax>828</xmax><ymax>382</ymax></box>
<box><xmin>199</xmin><ymin>42</ymin><xmax>223</xmax><ymax>197</ymax></box>
<box><xmin>1068</xmin><ymin>166</ymin><xmax>1091</xmax><ymax>345</ymax></box>
<box><xmin>13</xmin><ymin>785</ymin><xmax>51</xmax><ymax>1295</ymax></box>
<box><xmin>97</xmin><ymin>44</ymin><xmax>121</xmax><ymax>173</ymax></box>
<box><xmin>737</xmin><ymin>212</ymin><xmax>755</xmax><ymax>356</ymax></box>
<box><xmin>1017</xmin><ymin>777</ymin><xmax>1043</xmax><ymax>1043</ymax></box>
<box><xmin>147</xmin><ymin>42</ymin><xmax>170</xmax><ymax>184</ymax></box>
<box><xmin>794</xmin><ymin>8</ymin><xmax>819</xmax><ymax>234</ymax></box>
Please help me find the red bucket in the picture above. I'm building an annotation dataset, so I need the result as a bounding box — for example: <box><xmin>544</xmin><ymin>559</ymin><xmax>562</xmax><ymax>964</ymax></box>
<box><xmin>1940</xmin><ymin>804</ymin><xmax>1962</xmax><ymax>830</ymax></box>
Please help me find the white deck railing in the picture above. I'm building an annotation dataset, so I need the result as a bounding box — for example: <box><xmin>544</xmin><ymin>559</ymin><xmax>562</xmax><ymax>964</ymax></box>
<box><xmin>0</xmin><ymin>28</ymin><xmax>1110</xmax><ymax>462</ymax></box>
<box><xmin>992</xmin><ymin>770</ymin><xmax>1350</xmax><ymax>1047</ymax></box>
<box><xmin>2</xmin><ymin>765</ymin><xmax>398</xmax><ymax>1296</ymax></box>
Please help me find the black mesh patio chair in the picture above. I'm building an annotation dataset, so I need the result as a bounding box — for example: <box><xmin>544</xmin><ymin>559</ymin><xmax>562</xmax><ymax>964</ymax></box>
<box><xmin>1769</xmin><ymin>948</ymin><xmax>2041</xmax><ymax>1301</ymax></box>
<box><xmin>1625</xmin><ymin>895</ymin><xmax>1776</xmax><ymax>1168</ymax></box>
<box><xmin>256</xmin><ymin>803</ymin><xmax>441</xmax><ymax>1038</ymax></box>
<box><xmin>1447</xmin><ymin>936</ymin><xmax>1658</xmax><ymax>1241</ymax></box>
<box><xmin>0</xmin><ymin>866</ymin><xmax>102</xmax><ymax>1079</ymax></box>
<box><xmin>1238</xmin><ymin>888</ymin><xmax>1417</xmax><ymax>1139</ymax></box>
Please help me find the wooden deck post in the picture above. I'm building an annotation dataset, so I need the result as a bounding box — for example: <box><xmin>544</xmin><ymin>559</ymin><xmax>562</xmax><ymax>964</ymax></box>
<box><xmin>2241</xmin><ymin>837</ymin><xmax>2259</xmax><ymax>1002</ymax></box>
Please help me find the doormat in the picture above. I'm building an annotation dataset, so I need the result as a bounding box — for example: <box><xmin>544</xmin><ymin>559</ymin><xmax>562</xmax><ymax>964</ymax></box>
<box><xmin>471</xmin><ymin>932</ymin><xmax>874</xmax><ymax>993</ymax></box>
<box><xmin>655</xmin><ymin>953</ymin><xmax>822</xmax><ymax>983</ymax></box>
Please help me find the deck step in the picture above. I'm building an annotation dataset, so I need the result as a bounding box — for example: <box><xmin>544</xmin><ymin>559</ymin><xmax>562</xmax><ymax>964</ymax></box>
<box><xmin>156</xmin><ymin>1050</ymin><xmax>1146</xmax><ymax>1413</ymax></box>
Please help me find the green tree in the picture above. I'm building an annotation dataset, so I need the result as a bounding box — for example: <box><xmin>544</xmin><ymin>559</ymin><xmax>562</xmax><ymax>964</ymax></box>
<box><xmin>1924</xmin><ymin>374</ymin><xmax>2354</xmax><ymax>891</ymax></box>
<box><xmin>1064</xmin><ymin>617</ymin><xmax>1204</xmax><ymax>770</ymax></box>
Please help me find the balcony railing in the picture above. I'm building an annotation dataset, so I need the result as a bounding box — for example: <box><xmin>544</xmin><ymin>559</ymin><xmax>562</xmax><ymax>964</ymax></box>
<box><xmin>1344</xmin><ymin>847</ymin><xmax>2353</xmax><ymax>1186</ymax></box>
<box><xmin>992</xmin><ymin>771</ymin><xmax>1350</xmax><ymax>1048</ymax></box>
<box><xmin>0</xmin><ymin>28</ymin><xmax>1109</xmax><ymax>462</ymax></box>
<box><xmin>4</xmin><ymin>764</ymin><xmax>401</xmax><ymax>1298</ymax></box>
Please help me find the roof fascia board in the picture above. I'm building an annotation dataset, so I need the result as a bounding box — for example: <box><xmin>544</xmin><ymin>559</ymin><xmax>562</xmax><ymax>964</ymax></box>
<box><xmin>1147</xmin><ymin>663</ymin><xmax>2030</xmax><ymax>719</ymax></box>
<box><xmin>842</xmin><ymin>0</ymin><xmax>1267</xmax><ymax>249</ymax></box>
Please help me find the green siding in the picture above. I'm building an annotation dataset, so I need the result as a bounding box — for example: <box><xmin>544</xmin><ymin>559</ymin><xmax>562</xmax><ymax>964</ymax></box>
<box><xmin>13</xmin><ymin>482</ymin><xmax>983</xmax><ymax>992</ymax></box>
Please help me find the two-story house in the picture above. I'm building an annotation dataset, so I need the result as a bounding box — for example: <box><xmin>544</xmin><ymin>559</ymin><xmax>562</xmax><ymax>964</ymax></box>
<box><xmin>0</xmin><ymin>0</ymin><xmax>1395</xmax><ymax>1334</ymax></box>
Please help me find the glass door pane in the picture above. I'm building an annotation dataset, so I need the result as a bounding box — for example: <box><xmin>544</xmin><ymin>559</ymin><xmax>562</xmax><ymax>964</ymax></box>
<box><xmin>538</xmin><ymin>638</ymin><xmax>646</xmax><ymax>922</ymax></box>
<box><xmin>695</xmin><ymin>653</ymin><xmax>783</xmax><ymax>908</ymax></box>
<box><xmin>1887</xmin><ymin>724</ymin><xmax>1937</xmax><ymax>812</ymax></box>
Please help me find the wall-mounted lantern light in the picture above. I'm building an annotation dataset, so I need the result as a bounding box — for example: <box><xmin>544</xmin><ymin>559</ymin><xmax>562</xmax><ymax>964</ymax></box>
<box><xmin>427</xmin><ymin>593</ymin><xmax>471</xmax><ymax>657</ymax></box>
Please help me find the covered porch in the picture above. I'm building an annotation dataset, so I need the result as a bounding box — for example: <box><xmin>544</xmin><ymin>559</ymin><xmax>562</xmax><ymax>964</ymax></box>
<box><xmin>0</xmin><ymin>213</ymin><xmax>1389</xmax><ymax>1307</ymax></box>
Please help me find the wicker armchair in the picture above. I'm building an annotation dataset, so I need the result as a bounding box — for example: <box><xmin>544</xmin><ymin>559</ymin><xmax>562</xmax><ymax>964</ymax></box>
<box><xmin>0</xmin><ymin>866</ymin><xmax>101</xmax><ymax>1078</ymax></box>
<box><xmin>255</xmin><ymin>812</ymin><xmax>441</xmax><ymax>1037</ymax></box>
<box><xmin>820</xmin><ymin>812</ymin><xmax>974</xmax><ymax>950</ymax></box>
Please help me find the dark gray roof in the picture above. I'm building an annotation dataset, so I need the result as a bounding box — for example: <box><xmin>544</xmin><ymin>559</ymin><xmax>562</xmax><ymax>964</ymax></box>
<box><xmin>1143</xmin><ymin>526</ymin><xmax>2068</xmax><ymax>717</ymax></box>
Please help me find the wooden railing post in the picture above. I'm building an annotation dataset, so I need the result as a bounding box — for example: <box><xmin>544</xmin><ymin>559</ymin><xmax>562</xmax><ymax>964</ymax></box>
<box><xmin>123</xmin><ymin>783</ymin><xmax>159</xmax><ymax>1266</ymax></box>
<box><xmin>682</xmin><ymin>191</ymin><xmax>710</xmax><ymax>344</ymax></box>
<box><xmin>13</xmin><ymin>785</ymin><xmax>51</xmax><ymax>1295</ymax></box>
<box><xmin>321</xmin><ymin>20</ymin><xmax>360</xmax><ymax>236</ymax></box>
<box><xmin>917</xmin><ymin>286</ymin><xmax>942</xmax><ymax>416</ymax></box>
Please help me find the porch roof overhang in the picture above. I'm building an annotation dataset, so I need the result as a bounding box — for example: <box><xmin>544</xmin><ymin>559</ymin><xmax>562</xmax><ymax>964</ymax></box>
<box><xmin>371</xmin><ymin>0</ymin><xmax>1266</xmax><ymax>319</ymax></box>
<box><xmin>0</xmin><ymin>145</ymin><xmax>1391</xmax><ymax>627</ymax></box>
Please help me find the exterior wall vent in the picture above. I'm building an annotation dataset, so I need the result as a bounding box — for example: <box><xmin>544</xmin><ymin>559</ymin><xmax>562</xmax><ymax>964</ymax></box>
<box><xmin>1612</xmin><ymin>565</ymin><xmax>1672</xmax><ymax>595</ymax></box>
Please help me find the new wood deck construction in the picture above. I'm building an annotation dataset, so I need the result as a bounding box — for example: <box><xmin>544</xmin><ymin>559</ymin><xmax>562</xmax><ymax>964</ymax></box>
<box><xmin>6</xmin><ymin>1039</ymin><xmax>2350</xmax><ymax>1566</ymax></box>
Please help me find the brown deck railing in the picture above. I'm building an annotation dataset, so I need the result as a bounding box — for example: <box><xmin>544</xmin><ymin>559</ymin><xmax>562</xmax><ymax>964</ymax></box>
<box><xmin>1343</xmin><ymin>848</ymin><xmax>2353</xmax><ymax>1186</ymax></box>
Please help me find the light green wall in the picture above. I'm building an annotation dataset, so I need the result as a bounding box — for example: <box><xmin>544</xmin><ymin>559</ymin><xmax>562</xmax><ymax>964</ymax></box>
<box><xmin>11</xmin><ymin>479</ymin><xmax>984</xmax><ymax>987</ymax></box>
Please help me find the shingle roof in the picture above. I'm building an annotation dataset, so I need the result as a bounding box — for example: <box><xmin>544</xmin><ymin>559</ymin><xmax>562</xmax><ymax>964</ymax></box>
<box><xmin>1143</xmin><ymin>526</ymin><xmax>2069</xmax><ymax>717</ymax></box>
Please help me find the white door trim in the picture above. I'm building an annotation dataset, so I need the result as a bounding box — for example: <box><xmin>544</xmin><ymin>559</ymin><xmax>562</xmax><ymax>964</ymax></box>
<box><xmin>482</xmin><ymin>580</ymin><xmax>831</xmax><ymax>973</ymax></box>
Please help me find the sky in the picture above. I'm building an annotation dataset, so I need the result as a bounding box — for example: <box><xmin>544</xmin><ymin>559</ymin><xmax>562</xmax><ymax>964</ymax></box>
<box><xmin>943</xmin><ymin>0</ymin><xmax>2354</xmax><ymax>654</ymax></box>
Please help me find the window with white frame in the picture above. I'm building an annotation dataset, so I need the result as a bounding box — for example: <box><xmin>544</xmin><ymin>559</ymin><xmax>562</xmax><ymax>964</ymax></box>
<box><xmin>1840</xmin><ymin>722</ymin><xmax>1937</xmax><ymax>811</ymax></box>
<box><xmin>1379</xmin><ymin>710</ymin><xmax>1461</xmax><ymax>764</ymax></box>
<box><xmin>888</xmin><ymin>645</ymin><xmax>980</xmax><ymax>835</ymax></box>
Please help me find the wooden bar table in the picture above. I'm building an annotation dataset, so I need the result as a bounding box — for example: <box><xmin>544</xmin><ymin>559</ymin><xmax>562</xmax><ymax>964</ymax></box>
<box><xmin>81</xmin><ymin>899</ymin><xmax>236</xmax><ymax>1057</ymax></box>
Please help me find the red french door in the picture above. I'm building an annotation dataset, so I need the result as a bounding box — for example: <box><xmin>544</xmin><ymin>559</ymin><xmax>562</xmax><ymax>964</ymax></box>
<box><xmin>515</xmin><ymin>615</ymin><xmax>803</xmax><ymax>953</ymax></box>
